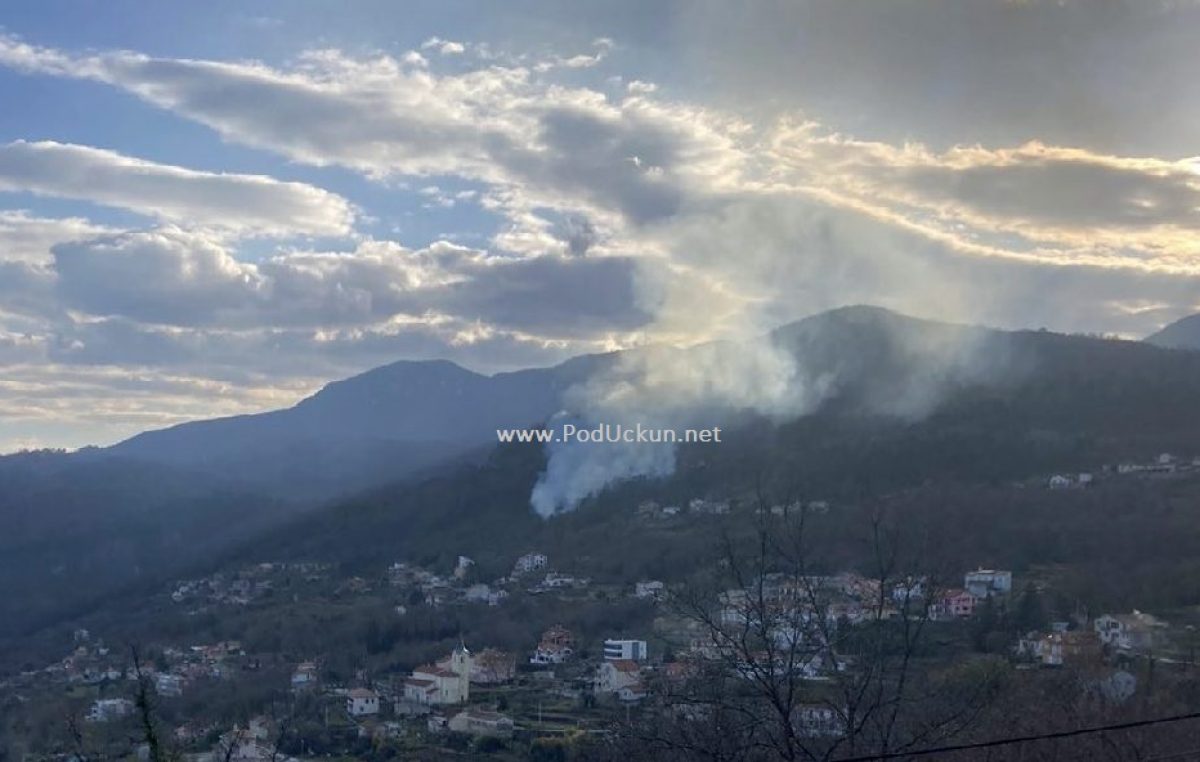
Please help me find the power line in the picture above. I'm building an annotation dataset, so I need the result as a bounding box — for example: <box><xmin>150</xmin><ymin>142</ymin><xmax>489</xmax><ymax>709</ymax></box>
<box><xmin>832</xmin><ymin>710</ymin><xmax>1200</xmax><ymax>761</ymax></box>
<box><xmin>1145</xmin><ymin>748</ymin><xmax>1200</xmax><ymax>762</ymax></box>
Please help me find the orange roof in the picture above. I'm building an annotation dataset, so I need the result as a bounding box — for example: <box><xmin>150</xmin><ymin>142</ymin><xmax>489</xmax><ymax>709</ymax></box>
<box><xmin>414</xmin><ymin>664</ymin><xmax>458</xmax><ymax>678</ymax></box>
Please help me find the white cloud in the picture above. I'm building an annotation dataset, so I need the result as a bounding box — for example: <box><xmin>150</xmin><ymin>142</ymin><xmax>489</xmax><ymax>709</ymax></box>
<box><xmin>0</xmin><ymin>209</ymin><xmax>114</xmax><ymax>264</ymax></box>
<box><xmin>6</xmin><ymin>27</ymin><xmax>1200</xmax><ymax>453</ymax></box>
<box><xmin>766</xmin><ymin>123</ymin><xmax>1200</xmax><ymax>274</ymax></box>
<box><xmin>0</xmin><ymin>35</ymin><xmax>745</xmax><ymax>245</ymax></box>
<box><xmin>42</xmin><ymin>228</ymin><xmax>651</xmax><ymax>338</ymax></box>
<box><xmin>0</xmin><ymin>140</ymin><xmax>354</xmax><ymax>237</ymax></box>
<box><xmin>420</xmin><ymin>37</ymin><xmax>467</xmax><ymax>55</ymax></box>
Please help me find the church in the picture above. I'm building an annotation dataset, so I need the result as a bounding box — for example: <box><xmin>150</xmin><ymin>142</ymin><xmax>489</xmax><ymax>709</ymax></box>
<box><xmin>402</xmin><ymin>642</ymin><xmax>471</xmax><ymax>706</ymax></box>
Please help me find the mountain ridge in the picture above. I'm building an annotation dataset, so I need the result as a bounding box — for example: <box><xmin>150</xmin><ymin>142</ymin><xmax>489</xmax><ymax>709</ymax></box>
<box><xmin>12</xmin><ymin>304</ymin><xmax>1200</xmax><ymax>644</ymax></box>
<box><xmin>1146</xmin><ymin>312</ymin><xmax>1200</xmax><ymax>350</ymax></box>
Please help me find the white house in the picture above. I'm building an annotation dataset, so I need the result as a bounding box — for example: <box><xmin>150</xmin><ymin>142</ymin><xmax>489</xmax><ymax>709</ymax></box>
<box><xmin>86</xmin><ymin>698</ymin><xmax>134</xmax><ymax>723</ymax></box>
<box><xmin>453</xmin><ymin>556</ymin><xmax>475</xmax><ymax>580</ymax></box>
<box><xmin>689</xmin><ymin>498</ymin><xmax>731</xmax><ymax>515</ymax></box>
<box><xmin>217</xmin><ymin>737</ymin><xmax>299</xmax><ymax>762</ymax></box>
<box><xmin>594</xmin><ymin>659</ymin><xmax>642</xmax><ymax>696</ymax></box>
<box><xmin>463</xmin><ymin>584</ymin><xmax>492</xmax><ymax>603</ymax></box>
<box><xmin>290</xmin><ymin>661</ymin><xmax>318</xmax><ymax>691</ymax></box>
<box><xmin>891</xmin><ymin>577</ymin><xmax>926</xmax><ymax>602</ymax></box>
<box><xmin>1049</xmin><ymin>475</ymin><xmax>1073</xmax><ymax>489</ymax></box>
<box><xmin>346</xmin><ymin>688</ymin><xmax>380</xmax><ymax>717</ymax></box>
<box><xmin>1094</xmin><ymin>611</ymin><xmax>1168</xmax><ymax>653</ymax></box>
<box><xmin>792</xmin><ymin>705</ymin><xmax>846</xmax><ymax>738</ymax></box>
<box><xmin>530</xmin><ymin>625</ymin><xmax>574</xmax><ymax>664</ymax></box>
<box><xmin>404</xmin><ymin>644</ymin><xmax>471</xmax><ymax>705</ymax></box>
<box><xmin>447</xmin><ymin>709</ymin><xmax>515</xmax><ymax>738</ymax></box>
<box><xmin>604</xmin><ymin>639</ymin><xmax>648</xmax><ymax>661</ymax></box>
<box><xmin>634</xmin><ymin>580</ymin><xmax>665</xmax><ymax>600</ymax></box>
<box><xmin>513</xmin><ymin>552</ymin><xmax>548</xmax><ymax>575</ymax></box>
<box><xmin>155</xmin><ymin>673</ymin><xmax>185</xmax><ymax>697</ymax></box>
<box><xmin>964</xmin><ymin>569</ymin><xmax>1012</xmax><ymax>598</ymax></box>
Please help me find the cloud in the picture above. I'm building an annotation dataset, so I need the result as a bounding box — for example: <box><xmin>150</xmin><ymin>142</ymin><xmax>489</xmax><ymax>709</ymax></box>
<box><xmin>6</xmin><ymin>26</ymin><xmax>1200</xmax><ymax>473</ymax></box>
<box><xmin>44</xmin><ymin>227</ymin><xmax>652</xmax><ymax>338</ymax></box>
<box><xmin>767</xmin><ymin>123</ymin><xmax>1200</xmax><ymax>275</ymax></box>
<box><xmin>0</xmin><ymin>140</ymin><xmax>354</xmax><ymax>236</ymax></box>
<box><xmin>420</xmin><ymin>37</ymin><xmax>467</xmax><ymax>55</ymax></box>
<box><xmin>0</xmin><ymin>209</ymin><xmax>114</xmax><ymax>264</ymax></box>
<box><xmin>0</xmin><ymin>34</ymin><xmax>744</xmax><ymax>246</ymax></box>
<box><xmin>52</xmin><ymin>227</ymin><xmax>262</xmax><ymax>325</ymax></box>
<box><xmin>667</xmin><ymin>0</ymin><xmax>1200</xmax><ymax>158</ymax></box>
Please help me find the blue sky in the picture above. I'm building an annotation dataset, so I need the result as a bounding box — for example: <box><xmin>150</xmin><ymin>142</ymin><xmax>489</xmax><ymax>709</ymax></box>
<box><xmin>1</xmin><ymin>0</ymin><xmax>1200</xmax><ymax>451</ymax></box>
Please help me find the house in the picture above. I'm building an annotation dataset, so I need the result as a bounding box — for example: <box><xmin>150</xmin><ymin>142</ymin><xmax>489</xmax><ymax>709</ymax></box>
<box><xmin>1090</xmin><ymin>670</ymin><xmax>1138</xmax><ymax>704</ymax></box>
<box><xmin>531</xmin><ymin>625</ymin><xmax>574</xmax><ymax>664</ymax></box>
<box><xmin>932</xmin><ymin>589</ymin><xmax>977</xmax><ymax>619</ymax></box>
<box><xmin>604</xmin><ymin>639</ymin><xmax>649</xmax><ymax>661</ymax></box>
<box><xmin>155</xmin><ymin>673</ymin><xmax>185</xmax><ymax>697</ymax></box>
<box><xmin>635</xmin><ymin>580</ymin><xmax>665</xmax><ymax>600</ymax></box>
<box><xmin>689</xmin><ymin>498</ymin><xmax>730</xmax><ymax>515</ymax></box>
<box><xmin>453</xmin><ymin>555</ymin><xmax>475</xmax><ymax>580</ymax></box>
<box><xmin>1094</xmin><ymin>611</ymin><xmax>1169</xmax><ymax>653</ymax></box>
<box><xmin>1049</xmin><ymin>474</ymin><xmax>1073</xmax><ymax>489</ymax></box>
<box><xmin>404</xmin><ymin>643</ymin><xmax>471</xmax><ymax>705</ymax></box>
<box><xmin>470</xmin><ymin>648</ymin><xmax>516</xmax><ymax>684</ymax></box>
<box><xmin>964</xmin><ymin>569</ymin><xmax>1012</xmax><ymax>598</ymax></box>
<box><xmin>595</xmin><ymin>659</ymin><xmax>642</xmax><ymax>695</ymax></box>
<box><xmin>534</xmin><ymin>571</ymin><xmax>589</xmax><ymax>591</ymax></box>
<box><xmin>447</xmin><ymin>709</ymin><xmax>515</xmax><ymax>738</ymax></box>
<box><xmin>615</xmin><ymin>683</ymin><xmax>648</xmax><ymax>702</ymax></box>
<box><xmin>346</xmin><ymin>688</ymin><xmax>380</xmax><ymax>717</ymax></box>
<box><xmin>792</xmin><ymin>704</ymin><xmax>846</xmax><ymax>738</ymax></box>
<box><xmin>213</xmin><ymin>733</ymin><xmax>299</xmax><ymax>762</ymax></box>
<box><xmin>636</xmin><ymin>500</ymin><xmax>661</xmax><ymax>518</ymax></box>
<box><xmin>290</xmin><ymin>661</ymin><xmax>318</xmax><ymax>691</ymax></box>
<box><xmin>86</xmin><ymin>698</ymin><xmax>134</xmax><ymax>722</ymax></box>
<box><xmin>463</xmin><ymin>583</ymin><xmax>492</xmax><ymax>603</ymax></box>
<box><xmin>891</xmin><ymin>577</ymin><xmax>926</xmax><ymax>603</ymax></box>
<box><xmin>513</xmin><ymin>552</ymin><xmax>548</xmax><ymax>575</ymax></box>
<box><xmin>1021</xmin><ymin>631</ymin><xmax>1101</xmax><ymax>666</ymax></box>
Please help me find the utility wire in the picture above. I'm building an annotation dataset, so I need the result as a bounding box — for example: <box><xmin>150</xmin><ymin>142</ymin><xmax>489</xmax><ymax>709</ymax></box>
<box><xmin>832</xmin><ymin>710</ymin><xmax>1200</xmax><ymax>761</ymax></box>
<box><xmin>1144</xmin><ymin>748</ymin><xmax>1200</xmax><ymax>762</ymax></box>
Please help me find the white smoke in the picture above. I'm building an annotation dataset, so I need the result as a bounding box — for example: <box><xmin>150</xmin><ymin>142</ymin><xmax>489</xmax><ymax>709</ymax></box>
<box><xmin>529</xmin><ymin>334</ymin><xmax>835</xmax><ymax>516</ymax></box>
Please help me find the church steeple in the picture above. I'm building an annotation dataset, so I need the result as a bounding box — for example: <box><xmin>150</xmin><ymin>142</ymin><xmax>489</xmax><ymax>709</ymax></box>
<box><xmin>450</xmin><ymin>637</ymin><xmax>472</xmax><ymax>703</ymax></box>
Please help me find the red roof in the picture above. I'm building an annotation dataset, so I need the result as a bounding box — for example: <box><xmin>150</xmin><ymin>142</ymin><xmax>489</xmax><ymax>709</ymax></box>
<box><xmin>413</xmin><ymin>664</ymin><xmax>458</xmax><ymax>678</ymax></box>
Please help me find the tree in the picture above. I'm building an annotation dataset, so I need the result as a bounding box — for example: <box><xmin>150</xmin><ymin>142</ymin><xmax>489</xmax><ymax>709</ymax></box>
<box><xmin>606</xmin><ymin>495</ymin><xmax>1003</xmax><ymax>761</ymax></box>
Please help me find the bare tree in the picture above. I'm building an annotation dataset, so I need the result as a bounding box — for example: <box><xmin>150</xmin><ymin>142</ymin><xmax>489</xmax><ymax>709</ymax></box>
<box><xmin>609</xmin><ymin>492</ymin><xmax>1003</xmax><ymax>761</ymax></box>
<box><xmin>130</xmin><ymin>646</ymin><xmax>176</xmax><ymax>762</ymax></box>
<box><xmin>64</xmin><ymin>712</ymin><xmax>90</xmax><ymax>762</ymax></box>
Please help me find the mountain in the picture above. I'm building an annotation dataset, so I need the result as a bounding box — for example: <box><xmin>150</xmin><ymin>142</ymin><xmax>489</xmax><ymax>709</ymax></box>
<box><xmin>246</xmin><ymin>306</ymin><xmax>1200</xmax><ymax>579</ymax></box>
<box><xmin>12</xmin><ymin>305</ymin><xmax>1200</xmax><ymax>645</ymax></box>
<box><xmin>102</xmin><ymin>353</ymin><xmax>614</xmax><ymax>500</ymax></box>
<box><xmin>0</xmin><ymin>451</ymin><xmax>291</xmax><ymax>640</ymax></box>
<box><xmin>1146</xmin><ymin>313</ymin><xmax>1200</xmax><ymax>350</ymax></box>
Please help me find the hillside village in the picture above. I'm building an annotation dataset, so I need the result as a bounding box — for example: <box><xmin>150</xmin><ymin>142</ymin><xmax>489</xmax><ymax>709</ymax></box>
<box><xmin>6</xmin><ymin>455</ymin><xmax>1200</xmax><ymax>760</ymax></box>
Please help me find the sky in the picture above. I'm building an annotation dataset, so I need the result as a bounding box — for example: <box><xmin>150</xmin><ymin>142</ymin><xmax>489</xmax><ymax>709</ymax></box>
<box><xmin>1</xmin><ymin>0</ymin><xmax>1199</xmax><ymax>452</ymax></box>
